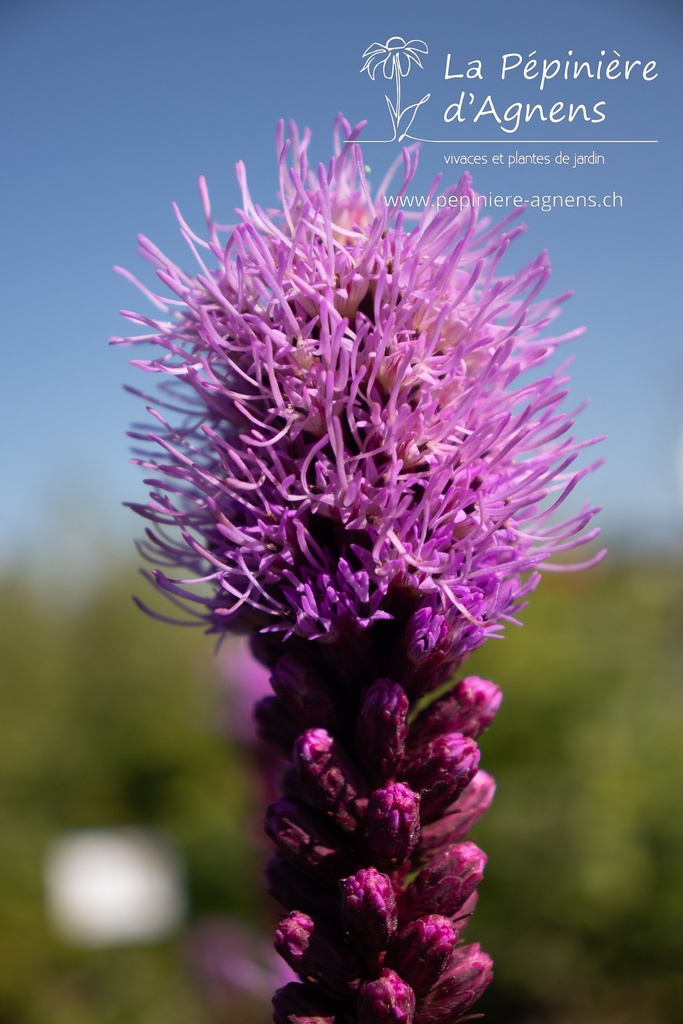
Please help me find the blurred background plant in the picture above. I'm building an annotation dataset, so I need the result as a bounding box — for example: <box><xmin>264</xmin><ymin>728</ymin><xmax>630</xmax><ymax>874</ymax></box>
<box><xmin>1</xmin><ymin>542</ymin><xmax>682</xmax><ymax>1024</ymax></box>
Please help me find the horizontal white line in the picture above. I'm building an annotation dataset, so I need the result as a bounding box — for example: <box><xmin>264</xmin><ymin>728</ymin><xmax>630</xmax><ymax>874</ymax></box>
<box><xmin>363</xmin><ymin>139</ymin><xmax>659</xmax><ymax>144</ymax></box>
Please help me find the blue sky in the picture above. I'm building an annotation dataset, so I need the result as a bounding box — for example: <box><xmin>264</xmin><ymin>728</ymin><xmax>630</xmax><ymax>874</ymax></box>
<box><xmin>1</xmin><ymin>0</ymin><xmax>681</xmax><ymax>577</ymax></box>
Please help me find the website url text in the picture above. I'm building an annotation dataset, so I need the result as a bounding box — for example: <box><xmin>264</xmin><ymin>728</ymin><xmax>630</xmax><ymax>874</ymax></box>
<box><xmin>385</xmin><ymin>192</ymin><xmax>623</xmax><ymax>213</ymax></box>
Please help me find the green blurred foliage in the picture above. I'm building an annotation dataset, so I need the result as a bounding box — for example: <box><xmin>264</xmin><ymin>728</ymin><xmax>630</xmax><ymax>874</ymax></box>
<box><xmin>0</xmin><ymin>568</ymin><xmax>265</xmax><ymax>1024</ymax></box>
<box><xmin>0</xmin><ymin>553</ymin><xmax>682</xmax><ymax>1023</ymax></box>
<box><xmin>468</xmin><ymin>558</ymin><xmax>683</xmax><ymax>1024</ymax></box>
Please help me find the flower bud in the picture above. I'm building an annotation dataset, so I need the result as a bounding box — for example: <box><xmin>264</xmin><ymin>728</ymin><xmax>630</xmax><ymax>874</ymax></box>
<box><xmin>271</xmin><ymin>655</ymin><xmax>341</xmax><ymax>731</ymax></box>
<box><xmin>404</xmin><ymin>734</ymin><xmax>479</xmax><ymax>823</ymax></box>
<box><xmin>418</xmin><ymin>771</ymin><xmax>496</xmax><ymax>859</ymax></box>
<box><xmin>294</xmin><ymin>728</ymin><xmax>367</xmax><ymax>832</ymax></box>
<box><xmin>274</xmin><ymin>911</ymin><xmax>362</xmax><ymax>997</ymax></box>
<box><xmin>364</xmin><ymin>783</ymin><xmax>421</xmax><ymax>869</ymax></box>
<box><xmin>340</xmin><ymin>867</ymin><xmax>398</xmax><ymax>954</ymax></box>
<box><xmin>354</xmin><ymin>679</ymin><xmax>409</xmax><ymax>782</ymax></box>
<box><xmin>410</xmin><ymin>677</ymin><xmax>502</xmax><ymax>742</ymax></box>
<box><xmin>272</xmin><ymin>981</ymin><xmax>342</xmax><ymax>1024</ymax></box>
<box><xmin>386</xmin><ymin>915</ymin><xmax>460</xmax><ymax>997</ymax></box>
<box><xmin>265</xmin><ymin>798</ymin><xmax>357</xmax><ymax>883</ymax></box>
<box><xmin>406</xmin><ymin>842</ymin><xmax>486</xmax><ymax>919</ymax></box>
<box><xmin>357</xmin><ymin>968</ymin><xmax>416</xmax><ymax>1024</ymax></box>
<box><xmin>414</xmin><ymin>943</ymin><xmax>493</xmax><ymax>1024</ymax></box>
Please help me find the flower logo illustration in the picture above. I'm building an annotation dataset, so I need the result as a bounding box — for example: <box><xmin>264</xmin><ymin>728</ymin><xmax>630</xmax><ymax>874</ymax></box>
<box><xmin>361</xmin><ymin>37</ymin><xmax>430</xmax><ymax>141</ymax></box>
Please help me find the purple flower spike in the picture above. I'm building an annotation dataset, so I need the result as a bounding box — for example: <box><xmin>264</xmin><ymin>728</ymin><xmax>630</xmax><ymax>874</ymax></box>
<box><xmin>357</xmin><ymin>969</ymin><xmax>416</xmax><ymax>1024</ymax></box>
<box><xmin>386</xmin><ymin>915</ymin><xmax>460</xmax><ymax>997</ymax></box>
<box><xmin>405</xmin><ymin>734</ymin><xmax>480</xmax><ymax>823</ymax></box>
<box><xmin>294</xmin><ymin>728</ymin><xmax>368</xmax><ymax>832</ymax></box>
<box><xmin>340</xmin><ymin>867</ymin><xmax>398</xmax><ymax>955</ymax></box>
<box><xmin>118</xmin><ymin>116</ymin><xmax>603</xmax><ymax>1021</ymax></box>
<box><xmin>354</xmin><ymin>679</ymin><xmax>409</xmax><ymax>781</ymax></box>
<box><xmin>414</xmin><ymin>944</ymin><xmax>493</xmax><ymax>1024</ymax></box>
<box><xmin>120</xmin><ymin>114</ymin><xmax>602</xmax><ymax>667</ymax></box>
<box><xmin>365</xmin><ymin>782</ymin><xmax>421</xmax><ymax>869</ymax></box>
<box><xmin>406</xmin><ymin>842</ymin><xmax>487</xmax><ymax>919</ymax></box>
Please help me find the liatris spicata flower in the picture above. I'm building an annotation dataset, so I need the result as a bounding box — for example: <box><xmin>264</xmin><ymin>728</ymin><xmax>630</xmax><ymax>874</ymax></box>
<box><xmin>115</xmin><ymin>116</ymin><xmax>602</xmax><ymax>1023</ymax></box>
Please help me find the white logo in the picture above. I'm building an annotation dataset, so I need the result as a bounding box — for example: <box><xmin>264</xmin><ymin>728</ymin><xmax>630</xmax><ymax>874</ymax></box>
<box><xmin>361</xmin><ymin>37</ymin><xmax>431</xmax><ymax>141</ymax></box>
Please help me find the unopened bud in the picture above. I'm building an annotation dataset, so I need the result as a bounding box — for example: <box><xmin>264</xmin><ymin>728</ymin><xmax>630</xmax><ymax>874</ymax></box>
<box><xmin>340</xmin><ymin>867</ymin><xmax>398</xmax><ymax>954</ymax></box>
<box><xmin>265</xmin><ymin>798</ymin><xmax>356</xmax><ymax>883</ymax></box>
<box><xmin>404</xmin><ymin>733</ymin><xmax>479</xmax><ymax>823</ymax></box>
<box><xmin>354</xmin><ymin>679</ymin><xmax>409</xmax><ymax>782</ymax></box>
<box><xmin>386</xmin><ymin>915</ymin><xmax>460</xmax><ymax>997</ymax></box>
<box><xmin>294</xmin><ymin>728</ymin><xmax>367</xmax><ymax>832</ymax></box>
<box><xmin>419</xmin><ymin>771</ymin><xmax>496</xmax><ymax>859</ymax></box>
<box><xmin>410</xmin><ymin>677</ymin><xmax>502</xmax><ymax>742</ymax></box>
<box><xmin>414</xmin><ymin>943</ymin><xmax>493</xmax><ymax>1024</ymax></box>
<box><xmin>357</xmin><ymin>968</ymin><xmax>416</xmax><ymax>1024</ymax></box>
<box><xmin>406</xmin><ymin>842</ymin><xmax>486</xmax><ymax>919</ymax></box>
<box><xmin>274</xmin><ymin>911</ymin><xmax>362</xmax><ymax>997</ymax></box>
<box><xmin>365</xmin><ymin>783</ymin><xmax>421</xmax><ymax>869</ymax></box>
